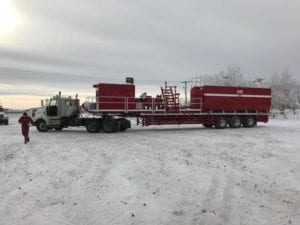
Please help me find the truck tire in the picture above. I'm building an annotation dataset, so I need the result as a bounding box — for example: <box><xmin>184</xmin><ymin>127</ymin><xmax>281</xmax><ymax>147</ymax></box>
<box><xmin>215</xmin><ymin>117</ymin><xmax>227</xmax><ymax>129</ymax></box>
<box><xmin>243</xmin><ymin>116</ymin><xmax>256</xmax><ymax>128</ymax></box>
<box><xmin>86</xmin><ymin>120</ymin><xmax>100</xmax><ymax>133</ymax></box>
<box><xmin>36</xmin><ymin>120</ymin><xmax>48</xmax><ymax>132</ymax></box>
<box><xmin>102</xmin><ymin>119</ymin><xmax>117</xmax><ymax>133</ymax></box>
<box><xmin>4</xmin><ymin>120</ymin><xmax>8</xmax><ymax>125</ymax></box>
<box><xmin>119</xmin><ymin>118</ymin><xmax>130</xmax><ymax>131</ymax></box>
<box><xmin>229</xmin><ymin>116</ymin><xmax>241</xmax><ymax>128</ymax></box>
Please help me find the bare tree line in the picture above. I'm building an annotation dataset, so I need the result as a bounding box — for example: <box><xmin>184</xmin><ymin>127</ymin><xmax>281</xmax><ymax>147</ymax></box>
<box><xmin>270</xmin><ymin>69</ymin><xmax>300</xmax><ymax>114</ymax></box>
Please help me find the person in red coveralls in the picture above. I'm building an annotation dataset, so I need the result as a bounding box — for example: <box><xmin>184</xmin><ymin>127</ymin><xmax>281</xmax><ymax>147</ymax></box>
<box><xmin>18</xmin><ymin>112</ymin><xmax>33</xmax><ymax>144</ymax></box>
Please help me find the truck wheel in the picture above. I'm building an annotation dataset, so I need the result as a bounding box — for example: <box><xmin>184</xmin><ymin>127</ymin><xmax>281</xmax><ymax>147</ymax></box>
<box><xmin>203</xmin><ymin>124</ymin><xmax>213</xmax><ymax>128</ymax></box>
<box><xmin>86</xmin><ymin>120</ymin><xmax>100</xmax><ymax>133</ymax></box>
<box><xmin>102</xmin><ymin>119</ymin><xmax>117</xmax><ymax>133</ymax></box>
<box><xmin>4</xmin><ymin>120</ymin><xmax>8</xmax><ymax>125</ymax></box>
<box><xmin>36</xmin><ymin>120</ymin><xmax>48</xmax><ymax>132</ymax></box>
<box><xmin>215</xmin><ymin>117</ymin><xmax>227</xmax><ymax>129</ymax></box>
<box><xmin>119</xmin><ymin>118</ymin><xmax>130</xmax><ymax>131</ymax></box>
<box><xmin>243</xmin><ymin>116</ymin><xmax>256</xmax><ymax>128</ymax></box>
<box><xmin>229</xmin><ymin>116</ymin><xmax>241</xmax><ymax>128</ymax></box>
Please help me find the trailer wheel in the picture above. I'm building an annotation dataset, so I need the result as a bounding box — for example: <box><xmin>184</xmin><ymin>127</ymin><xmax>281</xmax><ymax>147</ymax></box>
<box><xmin>36</xmin><ymin>120</ymin><xmax>48</xmax><ymax>132</ymax></box>
<box><xmin>86</xmin><ymin>120</ymin><xmax>100</xmax><ymax>133</ymax></box>
<box><xmin>215</xmin><ymin>117</ymin><xmax>227</xmax><ymax>129</ymax></box>
<box><xmin>243</xmin><ymin>116</ymin><xmax>256</xmax><ymax>128</ymax></box>
<box><xmin>203</xmin><ymin>124</ymin><xmax>213</xmax><ymax>128</ymax></box>
<box><xmin>102</xmin><ymin>119</ymin><xmax>117</xmax><ymax>133</ymax></box>
<box><xmin>229</xmin><ymin>116</ymin><xmax>242</xmax><ymax>128</ymax></box>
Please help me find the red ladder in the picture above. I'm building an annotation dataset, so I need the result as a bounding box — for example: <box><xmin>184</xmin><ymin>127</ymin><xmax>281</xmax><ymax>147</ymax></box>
<box><xmin>161</xmin><ymin>85</ymin><xmax>180</xmax><ymax>112</ymax></box>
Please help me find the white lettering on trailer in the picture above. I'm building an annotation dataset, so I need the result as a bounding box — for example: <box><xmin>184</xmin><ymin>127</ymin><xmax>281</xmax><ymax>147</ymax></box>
<box><xmin>204</xmin><ymin>93</ymin><xmax>271</xmax><ymax>98</ymax></box>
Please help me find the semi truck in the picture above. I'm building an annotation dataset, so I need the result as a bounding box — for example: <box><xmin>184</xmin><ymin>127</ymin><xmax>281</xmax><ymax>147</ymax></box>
<box><xmin>29</xmin><ymin>77</ymin><xmax>272</xmax><ymax>133</ymax></box>
<box><xmin>0</xmin><ymin>105</ymin><xmax>9</xmax><ymax>125</ymax></box>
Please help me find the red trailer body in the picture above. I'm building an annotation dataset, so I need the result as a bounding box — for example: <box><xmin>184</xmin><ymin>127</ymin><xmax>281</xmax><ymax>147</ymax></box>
<box><xmin>190</xmin><ymin>86</ymin><xmax>271</xmax><ymax>113</ymax></box>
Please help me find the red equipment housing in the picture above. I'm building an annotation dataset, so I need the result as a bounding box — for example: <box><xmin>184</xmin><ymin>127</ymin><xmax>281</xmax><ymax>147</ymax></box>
<box><xmin>190</xmin><ymin>86</ymin><xmax>271</xmax><ymax>113</ymax></box>
<box><xmin>93</xmin><ymin>83</ymin><xmax>163</xmax><ymax>111</ymax></box>
<box><xmin>93</xmin><ymin>83</ymin><xmax>136</xmax><ymax>110</ymax></box>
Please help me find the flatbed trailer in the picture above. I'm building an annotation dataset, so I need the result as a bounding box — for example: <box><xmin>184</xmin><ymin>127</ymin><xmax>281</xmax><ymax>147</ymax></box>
<box><xmin>82</xmin><ymin>78</ymin><xmax>271</xmax><ymax>131</ymax></box>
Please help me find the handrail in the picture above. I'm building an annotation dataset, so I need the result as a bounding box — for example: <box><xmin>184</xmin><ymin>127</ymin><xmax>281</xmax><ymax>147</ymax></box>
<box><xmin>83</xmin><ymin>96</ymin><xmax>203</xmax><ymax>113</ymax></box>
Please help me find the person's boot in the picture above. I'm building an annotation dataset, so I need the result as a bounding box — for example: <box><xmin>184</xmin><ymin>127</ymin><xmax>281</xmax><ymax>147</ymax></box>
<box><xmin>24</xmin><ymin>138</ymin><xmax>27</xmax><ymax>144</ymax></box>
<box><xmin>27</xmin><ymin>137</ymin><xmax>30</xmax><ymax>143</ymax></box>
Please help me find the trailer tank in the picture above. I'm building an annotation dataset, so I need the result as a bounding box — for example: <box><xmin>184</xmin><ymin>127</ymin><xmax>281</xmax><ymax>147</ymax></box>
<box><xmin>190</xmin><ymin>85</ymin><xmax>271</xmax><ymax>113</ymax></box>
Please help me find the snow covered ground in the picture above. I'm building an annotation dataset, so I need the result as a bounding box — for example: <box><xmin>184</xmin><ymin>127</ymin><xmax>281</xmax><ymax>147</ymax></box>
<box><xmin>0</xmin><ymin>113</ymin><xmax>299</xmax><ymax>225</ymax></box>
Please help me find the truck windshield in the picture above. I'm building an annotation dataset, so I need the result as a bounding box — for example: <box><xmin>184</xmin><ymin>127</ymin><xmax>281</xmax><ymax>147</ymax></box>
<box><xmin>50</xmin><ymin>100</ymin><xmax>57</xmax><ymax>106</ymax></box>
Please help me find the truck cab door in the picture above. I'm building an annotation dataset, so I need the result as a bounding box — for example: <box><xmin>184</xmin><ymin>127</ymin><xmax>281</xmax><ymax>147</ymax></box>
<box><xmin>47</xmin><ymin>99</ymin><xmax>58</xmax><ymax>117</ymax></box>
<box><xmin>64</xmin><ymin>99</ymin><xmax>79</xmax><ymax>117</ymax></box>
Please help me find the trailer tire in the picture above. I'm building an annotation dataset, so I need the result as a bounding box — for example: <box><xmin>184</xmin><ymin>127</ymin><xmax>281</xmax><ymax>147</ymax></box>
<box><xmin>86</xmin><ymin>120</ymin><xmax>100</xmax><ymax>133</ymax></box>
<box><xmin>36</xmin><ymin>120</ymin><xmax>48</xmax><ymax>132</ymax></box>
<box><xmin>203</xmin><ymin>124</ymin><xmax>213</xmax><ymax>128</ymax></box>
<box><xmin>102</xmin><ymin>119</ymin><xmax>117</xmax><ymax>133</ymax></box>
<box><xmin>243</xmin><ymin>116</ymin><xmax>256</xmax><ymax>128</ymax></box>
<box><xmin>229</xmin><ymin>116</ymin><xmax>242</xmax><ymax>128</ymax></box>
<box><xmin>215</xmin><ymin>117</ymin><xmax>227</xmax><ymax>129</ymax></box>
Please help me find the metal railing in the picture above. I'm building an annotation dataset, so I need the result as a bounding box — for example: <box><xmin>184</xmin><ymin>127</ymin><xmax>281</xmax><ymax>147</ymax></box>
<box><xmin>89</xmin><ymin>96</ymin><xmax>163</xmax><ymax>113</ymax></box>
<box><xmin>191</xmin><ymin>75</ymin><xmax>270</xmax><ymax>88</ymax></box>
<box><xmin>84</xmin><ymin>96</ymin><xmax>203</xmax><ymax>114</ymax></box>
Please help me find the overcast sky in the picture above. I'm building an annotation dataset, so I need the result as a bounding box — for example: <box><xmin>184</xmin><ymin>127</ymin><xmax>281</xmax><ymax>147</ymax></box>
<box><xmin>0</xmin><ymin>0</ymin><xmax>299</xmax><ymax>109</ymax></box>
